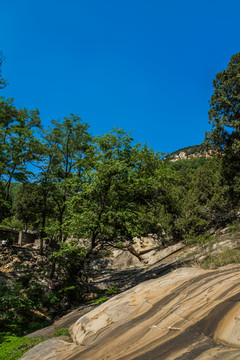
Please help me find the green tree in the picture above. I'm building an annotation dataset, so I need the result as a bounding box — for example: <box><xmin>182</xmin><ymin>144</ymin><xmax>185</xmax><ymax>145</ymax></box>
<box><xmin>207</xmin><ymin>52</ymin><xmax>240</xmax><ymax>149</ymax></box>
<box><xmin>36</xmin><ymin>115</ymin><xmax>92</xmax><ymax>276</ymax></box>
<box><xmin>41</xmin><ymin>115</ymin><xmax>92</xmax><ymax>243</ymax></box>
<box><xmin>0</xmin><ymin>52</ymin><xmax>7</xmax><ymax>89</ymax></box>
<box><xmin>15</xmin><ymin>182</ymin><xmax>48</xmax><ymax>231</ymax></box>
<box><xmin>176</xmin><ymin>158</ymin><xmax>230</xmax><ymax>235</ymax></box>
<box><xmin>0</xmin><ymin>98</ymin><xmax>41</xmax><ymax>221</ymax></box>
<box><xmin>206</xmin><ymin>52</ymin><xmax>240</xmax><ymax>206</ymax></box>
<box><xmin>65</xmin><ymin>129</ymin><xmax>172</xmax><ymax>252</ymax></box>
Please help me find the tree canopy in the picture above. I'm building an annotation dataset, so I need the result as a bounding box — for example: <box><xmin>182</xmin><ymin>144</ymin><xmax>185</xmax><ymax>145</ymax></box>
<box><xmin>207</xmin><ymin>52</ymin><xmax>240</xmax><ymax>149</ymax></box>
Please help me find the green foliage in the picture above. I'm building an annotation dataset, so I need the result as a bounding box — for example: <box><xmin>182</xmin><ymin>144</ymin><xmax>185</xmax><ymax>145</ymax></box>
<box><xmin>184</xmin><ymin>234</ymin><xmax>214</xmax><ymax>245</ymax></box>
<box><xmin>51</xmin><ymin>241</ymin><xmax>86</xmax><ymax>281</ymax></box>
<box><xmin>0</xmin><ymin>281</ymin><xmax>34</xmax><ymax>326</ymax></box>
<box><xmin>0</xmin><ymin>333</ymin><xmax>43</xmax><ymax>360</ymax></box>
<box><xmin>0</xmin><ymin>96</ymin><xmax>42</xmax><ymax>221</ymax></box>
<box><xmin>39</xmin><ymin>115</ymin><xmax>92</xmax><ymax>244</ymax></box>
<box><xmin>46</xmin><ymin>292</ymin><xmax>60</xmax><ymax>305</ymax></box>
<box><xmin>168</xmin><ymin>144</ymin><xmax>207</xmax><ymax>159</ymax></box>
<box><xmin>115</xmin><ymin>242</ymin><xmax>124</xmax><ymax>248</ymax></box>
<box><xmin>0</xmin><ymin>53</ymin><xmax>7</xmax><ymax>89</ymax></box>
<box><xmin>2</xmin><ymin>50</ymin><xmax>240</xmax><ymax>336</ymax></box>
<box><xmin>207</xmin><ymin>52</ymin><xmax>240</xmax><ymax>150</ymax></box>
<box><xmin>52</xmin><ymin>328</ymin><xmax>70</xmax><ymax>337</ymax></box>
<box><xmin>105</xmin><ymin>286</ymin><xmax>120</xmax><ymax>295</ymax></box>
<box><xmin>58</xmin><ymin>285</ymin><xmax>76</xmax><ymax>294</ymax></box>
<box><xmin>103</xmin><ymin>249</ymin><xmax>112</xmax><ymax>256</ymax></box>
<box><xmin>206</xmin><ymin>52</ymin><xmax>240</xmax><ymax>208</ymax></box>
<box><xmin>230</xmin><ymin>221</ymin><xmax>240</xmax><ymax>233</ymax></box>
<box><xmin>66</xmin><ymin>129</ymin><xmax>170</xmax><ymax>250</ymax></box>
<box><xmin>15</xmin><ymin>182</ymin><xmax>45</xmax><ymax>230</ymax></box>
<box><xmin>0</xmin><ymin>215</ymin><xmax>23</xmax><ymax>230</ymax></box>
<box><xmin>201</xmin><ymin>249</ymin><xmax>240</xmax><ymax>269</ymax></box>
<box><xmin>87</xmin><ymin>296</ymin><xmax>107</xmax><ymax>304</ymax></box>
<box><xmin>169</xmin><ymin>157</ymin><xmax>210</xmax><ymax>174</ymax></box>
<box><xmin>175</xmin><ymin>157</ymin><xmax>230</xmax><ymax>235</ymax></box>
<box><xmin>0</xmin><ymin>271</ymin><xmax>51</xmax><ymax>335</ymax></box>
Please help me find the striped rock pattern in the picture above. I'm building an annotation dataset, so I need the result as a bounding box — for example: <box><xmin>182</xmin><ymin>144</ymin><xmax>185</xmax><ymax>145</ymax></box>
<box><xmin>21</xmin><ymin>265</ymin><xmax>240</xmax><ymax>359</ymax></box>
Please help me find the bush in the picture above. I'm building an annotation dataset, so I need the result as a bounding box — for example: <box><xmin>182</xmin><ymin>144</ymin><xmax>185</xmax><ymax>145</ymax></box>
<box><xmin>184</xmin><ymin>234</ymin><xmax>214</xmax><ymax>245</ymax></box>
<box><xmin>0</xmin><ymin>333</ymin><xmax>43</xmax><ymax>360</ymax></box>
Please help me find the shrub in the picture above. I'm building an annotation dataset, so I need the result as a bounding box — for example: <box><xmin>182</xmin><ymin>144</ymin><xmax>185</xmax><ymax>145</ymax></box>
<box><xmin>0</xmin><ymin>333</ymin><xmax>43</xmax><ymax>360</ymax></box>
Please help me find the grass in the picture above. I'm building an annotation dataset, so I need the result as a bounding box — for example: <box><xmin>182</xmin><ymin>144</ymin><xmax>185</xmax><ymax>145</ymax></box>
<box><xmin>0</xmin><ymin>333</ymin><xmax>43</xmax><ymax>360</ymax></box>
<box><xmin>0</xmin><ymin>327</ymin><xmax>71</xmax><ymax>360</ymax></box>
<box><xmin>105</xmin><ymin>286</ymin><xmax>120</xmax><ymax>295</ymax></box>
<box><xmin>87</xmin><ymin>296</ymin><xmax>108</xmax><ymax>304</ymax></box>
<box><xmin>52</xmin><ymin>328</ymin><xmax>70</xmax><ymax>337</ymax></box>
<box><xmin>200</xmin><ymin>249</ymin><xmax>240</xmax><ymax>269</ymax></box>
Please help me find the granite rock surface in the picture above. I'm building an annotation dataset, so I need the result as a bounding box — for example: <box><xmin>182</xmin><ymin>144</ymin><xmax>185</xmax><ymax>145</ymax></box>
<box><xmin>21</xmin><ymin>265</ymin><xmax>240</xmax><ymax>359</ymax></box>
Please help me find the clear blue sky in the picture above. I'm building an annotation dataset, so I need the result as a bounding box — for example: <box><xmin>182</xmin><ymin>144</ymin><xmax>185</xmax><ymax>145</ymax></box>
<box><xmin>1</xmin><ymin>0</ymin><xmax>240</xmax><ymax>154</ymax></box>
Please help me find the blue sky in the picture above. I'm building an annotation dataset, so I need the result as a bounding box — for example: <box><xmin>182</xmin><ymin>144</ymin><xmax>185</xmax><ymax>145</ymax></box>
<box><xmin>1</xmin><ymin>0</ymin><xmax>240</xmax><ymax>154</ymax></box>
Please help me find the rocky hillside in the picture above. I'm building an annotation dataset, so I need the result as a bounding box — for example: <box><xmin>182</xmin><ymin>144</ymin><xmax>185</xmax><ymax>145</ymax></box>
<box><xmin>166</xmin><ymin>143</ymin><xmax>216</xmax><ymax>162</ymax></box>
<box><xmin>20</xmin><ymin>227</ymin><xmax>240</xmax><ymax>359</ymax></box>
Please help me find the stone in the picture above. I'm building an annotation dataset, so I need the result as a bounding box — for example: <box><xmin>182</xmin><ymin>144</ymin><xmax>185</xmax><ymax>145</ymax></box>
<box><xmin>140</xmin><ymin>241</ymin><xmax>185</xmax><ymax>265</ymax></box>
<box><xmin>20</xmin><ymin>338</ymin><xmax>77</xmax><ymax>360</ymax></box>
<box><xmin>129</xmin><ymin>234</ymin><xmax>162</xmax><ymax>256</ymax></box>
<box><xmin>89</xmin><ymin>249</ymin><xmax>141</xmax><ymax>270</ymax></box>
<box><xmin>109</xmin><ymin>249</ymin><xmax>141</xmax><ymax>268</ymax></box>
<box><xmin>67</xmin><ymin>265</ymin><xmax>240</xmax><ymax>359</ymax></box>
<box><xmin>22</xmin><ymin>265</ymin><xmax>240</xmax><ymax>359</ymax></box>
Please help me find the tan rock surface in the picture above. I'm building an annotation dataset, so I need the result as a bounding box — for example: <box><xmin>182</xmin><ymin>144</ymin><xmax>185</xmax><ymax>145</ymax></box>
<box><xmin>21</xmin><ymin>265</ymin><xmax>240</xmax><ymax>359</ymax></box>
<box><xmin>140</xmin><ymin>241</ymin><xmax>185</xmax><ymax>265</ymax></box>
<box><xmin>109</xmin><ymin>249</ymin><xmax>141</xmax><ymax>268</ymax></box>
<box><xmin>20</xmin><ymin>338</ymin><xmax>77</xmax><ymax>360</ymax></box>
<box><xmin>129</xmin><ymin>235</ymin><xmax>161</xmax><ymax>256</ymax></box>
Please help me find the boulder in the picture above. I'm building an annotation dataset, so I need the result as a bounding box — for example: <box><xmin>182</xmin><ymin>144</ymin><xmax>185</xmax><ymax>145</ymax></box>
<box><xmin>129</xmin><ymin>234</ymin><xmax>162</xmax><ymax>256</ymax></box>
<box><xmin>90</xmin><ymin>249</ymin><xmax>141</xmax><ymax>270</ymax></box>
<box><xmin>140</xmin><ymin>241</ymin><xmax>185</xmax><ymax>265</ymax></box>
<box><xmin>109</xmin><ymin>249</ymin><xmax>141</xmax><ymax>268</ymax></box>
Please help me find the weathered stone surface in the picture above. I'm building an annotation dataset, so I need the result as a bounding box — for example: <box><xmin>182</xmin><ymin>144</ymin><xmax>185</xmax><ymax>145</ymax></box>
<box><xmin>140</xmin><ymin>241</ymin><xmax>184</xmax><ymax>264</ymax></box>
<box><xmin>109</xmin><ymin>249</ymin><xmax>141</xmax><ymax>268</ymax></box>
<box><xmin>67</xmin><ymin>265</ymin><xmax>240</xmax><ymax>359</ymax></box>
<box><xmin>20</xmin><ymin>338</ymin><xmax>77</xmax><ymax>360</ymax></box>
<box><xmin>26</xmin><ymin>304</ymin><xmax>98</xmax><ymax>338</ymax></box>
<box><xmin>90</xmin><ymin>249</ymin><xmax>141</xmax><ymax>270</ymax></box>
<box><xmin>21</xmin><ymin>265</ymin><xmax>240</xmax><ymax>359</ymax></box>
<box><xmin>128</xmin><ymin>235</ymin><xmax>161</xmax><ymax>256</ymax></box>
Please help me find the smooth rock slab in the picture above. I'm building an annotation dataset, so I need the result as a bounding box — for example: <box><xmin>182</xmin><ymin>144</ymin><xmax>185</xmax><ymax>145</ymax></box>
<box><xmin>20</xmin><ymin>338</ymin><xmax>77</xmax><ymax>360</ymax></box>
<box><xmin>140</xmin><ymin>241</ymin><xmax>184</xmax><ymax>264</ymax></box>
<box><xmin>22</xmin><ymin>265</ymin><xmax>240</xmax><ymax>359</ymax></box>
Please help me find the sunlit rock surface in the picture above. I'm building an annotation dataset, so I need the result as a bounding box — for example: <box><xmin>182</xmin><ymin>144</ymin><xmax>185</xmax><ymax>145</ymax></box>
<box><xmin>21</xmin><ymin>265</ymin><xmax>240</xmax><ymax>359</ymax></box>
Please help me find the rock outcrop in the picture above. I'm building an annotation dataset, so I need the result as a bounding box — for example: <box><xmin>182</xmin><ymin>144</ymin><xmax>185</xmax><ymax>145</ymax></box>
<box><xmin>21</xmin><ymin>265</ymin><xmax>240</xmax><ymax>359</ymax></box>
<box><xmin>89</xmin><ymin>235</ymin><xmax>180</xmax><ymax>271</ymax></box>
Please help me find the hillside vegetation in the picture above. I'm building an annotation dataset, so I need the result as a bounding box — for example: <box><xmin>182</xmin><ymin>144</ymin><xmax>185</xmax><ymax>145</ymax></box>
<box><xmin>1</xmin><ymin>52</ymin><xmax>240</xmax><ymax>358</ymax></box>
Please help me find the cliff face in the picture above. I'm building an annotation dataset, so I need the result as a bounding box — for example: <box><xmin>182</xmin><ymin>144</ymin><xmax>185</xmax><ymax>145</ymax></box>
<box><xmin>21</xmin><ymin>265</ymin><xmax>240</xmax><ymax>360</ymax></box>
